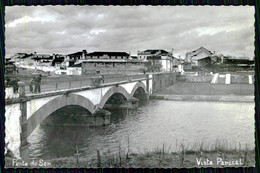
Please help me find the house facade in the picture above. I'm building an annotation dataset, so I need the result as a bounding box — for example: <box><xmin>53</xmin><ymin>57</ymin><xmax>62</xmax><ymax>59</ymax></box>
<box><xmin>85</xmin><ymin>51</ymin><xmax>130</xmax><ymax>60</ymax></box>
<box><xmin>78</xmin><ymin>51</ymin><xmax>145</xmax><ymax>75</ymax></box>
<box><xmin>67</xmin><ymin>50</ymin><xmax>87</xmax><ymax>67</ymax></box>
<box><xmin>5</xmin><ymin>58</ymin><xmax>17</xmax><ymax>75</ymax></box>
<box><xmin>137</xmin><ymin>49</ymin><xmax>176</xmax><ymax>72</ymax></box>
<box><xmin>185</xmin><ymin>47</ymin><xmax>214</xmax><ymax>67</ymax></box>
<box><xmin>10</xmin><ymin>53</ymin><xmax>35</xmax><ymax>67</ymax></box>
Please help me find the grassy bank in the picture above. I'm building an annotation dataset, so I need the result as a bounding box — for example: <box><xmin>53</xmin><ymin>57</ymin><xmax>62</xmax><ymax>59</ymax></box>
<box><xmin>88</xmin><ymin>149</ymin><xmax>254</xmax><ymax>168</ymax></box>
<box><xmin>83</xmin><ymin>141</ymin><xmax>254</xmax><ymax>168</ymax></box>
<box><xmin>5</xmin><ymin>140</ymin><xmax>254</xmax><ymax>168</ymax></box>
<box><xmin>48</xmin><ymin>143</ymin><xmax>254</xmax><ymax>168</ymax></box>
<box><xmin>5</xmin><ymin>149</ymin><xmax>254</xmax><ymax>168</ymax></box>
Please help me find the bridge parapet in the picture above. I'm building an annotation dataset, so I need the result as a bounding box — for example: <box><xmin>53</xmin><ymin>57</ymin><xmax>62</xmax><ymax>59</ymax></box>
<box><xmin>5</xmin><ymin>87</ymin><xmax>19</xmax><ymax>99</ymax></box>
<box><xmin>5</xmin><ymin>77</ymin><xmax>150</xmax><ymax>105</ymax></box>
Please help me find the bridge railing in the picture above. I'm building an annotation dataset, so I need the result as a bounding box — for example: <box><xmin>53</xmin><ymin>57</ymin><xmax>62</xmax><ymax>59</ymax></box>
<box><xmin>23</xmin><ymin>73</ymin><xmax>148</xmax><ymax>95</ymax></box>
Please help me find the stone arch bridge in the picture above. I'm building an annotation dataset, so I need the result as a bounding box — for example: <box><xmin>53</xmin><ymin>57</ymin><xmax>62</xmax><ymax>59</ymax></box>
<box><xmin>5</xmin><ymin>73</ymin><xmax>176</xmax><ymax>159</ymax></box>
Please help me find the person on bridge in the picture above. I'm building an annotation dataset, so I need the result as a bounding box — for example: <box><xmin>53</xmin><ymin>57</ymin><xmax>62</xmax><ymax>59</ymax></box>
<box><xmin>29</xmin><ymin>77</ymin><xmax>35</xmax><ymax>93</ymax></box>
<box><xmin>9</xmin><ymin>78</ymin><xmax>19</xmax><ymax>93</ymax></box>
<box><xmin>100</xmin><ymin>75</ymin><xmax>104</xmax><ymax>83</ymax></box>
<box><xmin>5</xmin><ymin>78</ymin><xmax>11</xmax><ymax>87</ymax></box>
<box><xmin>34</xmin><ymin>74</ymin><xmax>42</xmax><ymax>93</ymax></box>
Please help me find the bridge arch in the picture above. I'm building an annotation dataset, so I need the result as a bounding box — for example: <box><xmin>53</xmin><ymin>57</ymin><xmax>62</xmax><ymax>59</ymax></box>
<box><xmin>27</xmin><ymin>94</ymin><xmax>96</xmax><ymax>138</ymax></box>
<box><xmin>130</xmin><ymin>82</ymin><xmax>147</xmax><ymax>97</ymax></box>
<box><xmin>99</xmin><ymin>86</ymin><xmax>130</xmax><ymax>108</ymax></box>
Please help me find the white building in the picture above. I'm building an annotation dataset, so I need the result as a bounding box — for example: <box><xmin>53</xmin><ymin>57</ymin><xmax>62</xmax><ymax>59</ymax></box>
<box><xmin>185</xmin><ymin>47</ymin><xmax>214</xmax><ymax>66</ymax></box>
<box><xmin>137</xmin><ymin>49</ymin><xmax>176</xmax><ymax>72</ymax></box>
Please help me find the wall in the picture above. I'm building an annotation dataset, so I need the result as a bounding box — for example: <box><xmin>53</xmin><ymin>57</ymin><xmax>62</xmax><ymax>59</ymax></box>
<box><xmin>86</xmin><ymin>55</ymin><xmax>128</xmax><ymax>59</ymax></box>
<box><xmin>198</xmin><ymin>57</ymin><xmax>211</xmax><ymax>67</ymax></box>
<box><xmin>191</xmin><ymin>51</ymin><xmax>210</xmax><ymax>62</ymax></box>
<box><xmin>67</xmin><ymin>67</ymin><xmax>82</xmax><ymax>75</ymax></box>
<box><xmin>5</xmin><ymin>87</ymin><xmax>19</xmax><ymax>99</ymax></box>
<box><xmin>183</xmin><ymin>74</ymin><xmax>253</xmax><ymax>84</ymax></box>
<box><xmin>152</xmin><ymin>72</ymin><xmax>177</xmax><ymax>93</ymax></box>
<box><xmin>186</xmin><ymin>75</ymin><xmax>213</xmax><ymax>83</ymax></box>
<box><xmin>5</xmin><ymin>104</ymin><xmax>22</xmax><ymax>158</ymax></box>
<box><xmin>231</xmin><ymin>75</ymin><xmax>255</xmax><ymax>84</ymax></box>
<box><xmin>82</xmin><ymin>62</ymin><xmax>146</xmax><ymax>75</ymax></box>
<box><xmin>161</xmin><ymin>59</ymin><xmax>172</xmax><ymax>72</ymax></box>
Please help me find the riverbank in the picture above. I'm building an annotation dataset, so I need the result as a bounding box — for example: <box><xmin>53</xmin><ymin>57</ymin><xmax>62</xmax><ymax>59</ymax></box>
<box><xmin>5</xmin><ymin>139</ymin><xmax>255</xmax><ymax>168</ymax></box>
<box><xmin>150</xmin><ymin>94</ymin><xmax>254</xmax><ymax>102</ymax></box>
<box><xmin>151</xmin><ymin>82</ymin><xmax>254</xmax><ymax>102</ymax></box>
<box><xmin>86</xmin><ymin>149</ymin><xmax>255</xmax><ymax>168</ymax></box>
<box><xmin>6</xmin><ymin>148</ymin><xmax>253</xmax><ymax>168</ymax></box>
<box><xmin>157</xmin><ymin>82</ymin><xmax>254</xmax><ymax>96</ymax></box>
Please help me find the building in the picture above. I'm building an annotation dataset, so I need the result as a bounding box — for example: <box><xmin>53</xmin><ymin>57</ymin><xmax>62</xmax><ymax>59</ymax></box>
<box><xmin>79</xmin><ymin>51</ymin><xmax>146</xmax><ymax>75</ymax></box>
<box><xmin>85</xmin><ymin>51</ymin><xmax>130</xmax><ymax>60</ymax></box>
<box><xmin>185</xmin><ymin>47</ymin><xmax>214</xmax><ymax>67</ymax></box>
<box><xmin>137</xmin><ymin>49</ymin><xmax>176</xmax><ymax>72</ymax></box>
<box><xmin>67</xmin><ymin>50</ymin><xmax>87</xmax><ymax>66</ymax></box>
<box><xmin>10</xmin><ymin>53</ymin><xmax>35</xmax><ymax>67</ymax></box>
<box><xmin>224</xmin><ymin>56</ymin><xmax>254</xmax><ymax>71</ymax></box>
<box><xmin>32</xmin><ymin>53</ymin><xmax>53</xmax><ymax>66</ymax></box>
<box><xmin>66</xmin><ymin>63</ymin><xmax>82</xmax><ymax>75</ymax></box>
<box><xmin>5</xmin><ymin>58</ymin><xmax>17</xmax><ymax>75</ymax></box>
<box><xmin>51</xmin><ymin>54</ymin><xmax>66</xmax><ymax>69</ymax></box>
<box><xmin>81</xmin><ymin>59</ymin><xmax>146</xmax><ymax>75</ymax></box>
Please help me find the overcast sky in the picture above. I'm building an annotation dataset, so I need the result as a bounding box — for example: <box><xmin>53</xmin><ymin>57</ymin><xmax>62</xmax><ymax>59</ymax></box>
<box><xmin>5</xmin><ymin>6</ymin><xmax>254</xmax><ymax>59</ymax></box>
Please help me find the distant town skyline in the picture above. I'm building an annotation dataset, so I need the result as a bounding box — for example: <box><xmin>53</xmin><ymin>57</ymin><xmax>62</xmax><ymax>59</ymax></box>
<box><xmin>5</xmin><ymin>6</ymin><xmax>254</xmax><ymax>59</ymax></box>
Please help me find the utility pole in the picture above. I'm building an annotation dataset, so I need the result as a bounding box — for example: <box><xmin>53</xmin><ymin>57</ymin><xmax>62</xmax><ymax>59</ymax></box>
<box><xmin>171</xmin><ymin>48</ymin><xmax>174</xmax><ymax>71</ymax></box>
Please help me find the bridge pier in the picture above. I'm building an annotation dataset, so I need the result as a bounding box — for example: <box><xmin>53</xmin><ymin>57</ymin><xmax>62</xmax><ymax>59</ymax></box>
<box><xmin>88</xmin><ymin>107</ymin><xmax>111</xmax><ymax>127</ymax></box>
<box><xmin>18</xmin><ymin>82</ymin><xmax>30</xmax><ymax>162</ymax></box>
<box><xmin>103</xmin><ymin>96</ymin><xmax>140</xmax><ymax>110</ymax></box>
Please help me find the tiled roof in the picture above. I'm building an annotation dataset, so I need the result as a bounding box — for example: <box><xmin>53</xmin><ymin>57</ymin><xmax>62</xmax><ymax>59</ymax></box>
<box><xmin>68</xmin><ymin>51</ymin><xmax>83</xmax><ymax>56</ymax></box>
<box><xmin>86</xmin><ymin>51</ymin><xmax>130</xmax><ymax>57</ymax></box>
<box><xmin>32</xmin><ymin>56</ymin><xmax>52</xmax><ymax>60</ymax></box>
<box><xmin>19</xmin><ymin>53</ymin><xmax>34</xmax><ymax>59</ymax></box>
<box><xmin>187</xmin><ymin>47</ymin><xmax>213</xmax><ymax>56</ymax></box>
<box><xmin>144</xmin><ymin>49</ymin><xmax>169</xmax><ymax>55</ymax></box>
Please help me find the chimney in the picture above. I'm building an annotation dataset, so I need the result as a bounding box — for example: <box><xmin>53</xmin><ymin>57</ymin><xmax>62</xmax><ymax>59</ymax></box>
<box><xmin>82</xmin><ymin>50</ymin><xmax>87</xmax><ymax>59</ymax></box>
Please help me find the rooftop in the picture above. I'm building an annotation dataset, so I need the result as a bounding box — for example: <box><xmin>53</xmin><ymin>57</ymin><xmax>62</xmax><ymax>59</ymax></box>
<box><xmin>139</xmin><ymin>49</ymin><xmax>170</xmax><ymax>55</ymax></box>
<box><xmin>86</xmin><ymin>51</ymin><xmax>130</xmax><ymax>57</ymax></box>
<box><xmin>80</xmin><ymin>59</ymin><xmax>146</xmax><ymax>63</ymax></box>
<box><xmin>68</xmin><ymin>51</ymin><xmax>83</xmax><ymax>56</ymax></box>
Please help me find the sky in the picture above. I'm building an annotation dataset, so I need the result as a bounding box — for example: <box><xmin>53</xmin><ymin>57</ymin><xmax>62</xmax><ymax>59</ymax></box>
<box><xmin>5</xmin><ymin>6</ymin><xmax>255</xmax><ymax>59</ymax></box>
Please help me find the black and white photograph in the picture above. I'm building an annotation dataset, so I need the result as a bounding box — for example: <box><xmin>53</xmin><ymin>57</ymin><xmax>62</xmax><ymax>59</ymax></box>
<box><xmin>4</xmin><ymin>6</ymin><xmax>255</xmax><ymax>168</ymax></box>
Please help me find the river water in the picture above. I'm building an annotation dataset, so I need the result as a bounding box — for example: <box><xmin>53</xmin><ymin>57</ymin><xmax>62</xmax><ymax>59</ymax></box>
<box><xmin>28</xmin><ymin>100</ymin><xmax>255</xmax><ymax>163</ymax></box>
